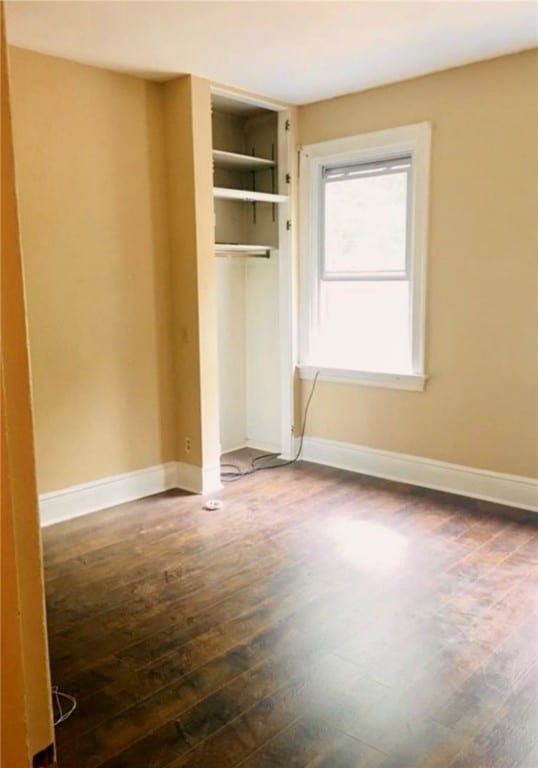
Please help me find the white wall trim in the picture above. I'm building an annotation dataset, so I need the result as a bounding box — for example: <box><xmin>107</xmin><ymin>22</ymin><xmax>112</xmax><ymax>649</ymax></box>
<box><xmin>246</xmin><ymin>439</ymin><xmax>281</xmax><ymax>454</ymax></box>
<box><xmin>299</xmin><ymin>121</ymin><xmax>431</xmax><ymax>379</ymax></box>
<box><xmin>201</xmin><ymin>463</ymin><xmax>223</xmax><ymax>495</ymax></box>
<box><xmin>210</xmin><ymin>84</ymin><xmax>287</xmax><ymax>113</ymax></box>
<box><xmin>277</xmin><ymin>106</ymin><xmax>297</xmax><ymax>460</ymax></box>
<box><xmin>176</xmin><ymin>461</ymin><xmax>222</xmax><ymax>495</ymax></box>
<box><xmin>220</xmin><ymin>442</ymin><xmax>249</xmax><ymax>454</ymax></box>
<box><xmin>40</xmin><ymin>461</ymin><xmax>223</xmax><ymax>527</ymax></box>
<box><xmin>175</xmin><ymin>462</ymin><xmax>203</xmax><ymax>495</ymax></box>
<box><xmin>299</xmin><ymin>365</ymin><xmax>427</xmax><ymax>392</ymax></box>
<box><xmin>39</xmin><ymin>462</ymin><xmax>178</xmax><ymax>527</ymax></box>
<box><xmin>300</xmin><ymin>436</ymin><xmax>538</xmax><ymax>512</ymax></box>
<box><xmin>39</xmin><ymin>440</ymin><xmax>536</xmax><ymax>527</ymax></box>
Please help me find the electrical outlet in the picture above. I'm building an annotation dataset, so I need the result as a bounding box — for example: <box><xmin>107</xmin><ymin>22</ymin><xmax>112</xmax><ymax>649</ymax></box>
<box><xmin>184</xmin><ymin>437</ymin><xmax>192</xmax><ymax>453</ymax></box>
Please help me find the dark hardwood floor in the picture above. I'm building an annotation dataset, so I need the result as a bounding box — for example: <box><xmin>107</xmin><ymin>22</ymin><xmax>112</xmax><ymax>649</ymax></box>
<box><xmin>43</xmin><ymin>452</ymin><xmax>537</xmax><ymax>768</ymax></box>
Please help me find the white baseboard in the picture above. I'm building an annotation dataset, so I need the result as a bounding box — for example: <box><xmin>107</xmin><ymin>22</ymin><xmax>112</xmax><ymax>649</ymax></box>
<box><xmin>39</xmin><ymin>462</ymin><xmax>178</xmax><ymax>526</ymax></box>
<box><xmin>176</xmin><ymin>461</ymin><xmax>222</xmax><ymax>495</ymax></box>
<box><xmin>40</xmin><ymin>460</ymin><xmax>222</xmax><ymax>527</ymax></box>
<box><xmin>202</xmin><ymin>464</ymin><xmax>223</xmax><ymax>495</ymax></box>
<box><xmin>40</xmin><ymin>440</ymin><xmax>537</xmax><ymax>527</ymax></box>
<box><xmin>220</xmin><ymin>442</ymin><xmax>248</xmax><ymax>454</ymax></box>
<box><xmin>300</xmin><ymin>436</ymin><xmax>538</xmax><ymax>512</ymax></box>
<box><xmin>229</xmin><ymin>441</ymin><xmax>293</xmax><ymax>461</ymax></box>
<box><xmin>245</xmin><ymin>439</ymin><xmax>281</xmax><ymax>454</ymax></box>
<box><xmin>221</xmin><ymin>440</ymin><xmax>282</xmax><ymax>455</ymax></box>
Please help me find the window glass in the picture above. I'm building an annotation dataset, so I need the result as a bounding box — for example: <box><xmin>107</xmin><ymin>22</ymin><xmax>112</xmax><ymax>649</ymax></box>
<box><xmin>316</xmin><ymin>280</ymin><xmax>411</xmax><ymax>373</ymax></box>
<box><xmin>323</xmin><ymin>160</ymin><xmax>409</xmax><ymax>277</ymax></box>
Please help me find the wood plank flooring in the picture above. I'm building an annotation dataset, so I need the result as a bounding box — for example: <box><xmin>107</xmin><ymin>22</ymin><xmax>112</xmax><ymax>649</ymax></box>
<box><xmin>43</xmin><ymin>452</ymin><xmax>537</xmax><ymax>768</ymax></box>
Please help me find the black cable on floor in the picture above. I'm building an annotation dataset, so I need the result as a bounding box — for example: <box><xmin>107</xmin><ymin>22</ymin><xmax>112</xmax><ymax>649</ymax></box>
<box><xmin>220</xmin><ymin>371</ymin><xmax>320</xmax><ymax>482</ymax></box>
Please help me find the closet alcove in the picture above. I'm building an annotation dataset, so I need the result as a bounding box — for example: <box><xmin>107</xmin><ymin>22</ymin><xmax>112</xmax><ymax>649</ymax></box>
<box><xmin>211</xmin><ymin>91</ymin><xmax>290</xmax><ymax>456</ymax></box>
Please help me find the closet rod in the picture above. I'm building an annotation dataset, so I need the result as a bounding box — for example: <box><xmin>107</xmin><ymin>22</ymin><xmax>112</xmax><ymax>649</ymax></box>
<box><xmin>215</xmin><ymin>251</ymin><xmax>270</xmax><ymax>259</ymax></box>
<box><xmin>215</xmin><ymin>244</ymin><xmax>271</xmax><ymax>258</ymax></box>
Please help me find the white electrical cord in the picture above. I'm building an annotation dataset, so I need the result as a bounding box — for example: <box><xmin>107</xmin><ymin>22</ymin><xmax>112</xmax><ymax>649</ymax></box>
<box><xmin>52</xmin><ymin>686</ymin><xmax>77</xmax><ymax>726</ymax></box>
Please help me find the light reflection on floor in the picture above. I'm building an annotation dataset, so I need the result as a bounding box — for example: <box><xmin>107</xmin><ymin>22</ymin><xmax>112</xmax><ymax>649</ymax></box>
<box><xmin>327</xmin><ymin>517</ymin><xmax>408</xmax><ymax>574</ymax></box>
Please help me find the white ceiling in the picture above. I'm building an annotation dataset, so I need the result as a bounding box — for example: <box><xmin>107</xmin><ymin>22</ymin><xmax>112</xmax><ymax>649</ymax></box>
<box><xmin>5</xmin><ymin>1</ymin><xmax>538</xmax><ymax>104</ymax></box>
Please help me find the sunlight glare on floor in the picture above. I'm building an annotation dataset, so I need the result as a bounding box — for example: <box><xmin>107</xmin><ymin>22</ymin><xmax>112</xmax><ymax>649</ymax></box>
<box><xmin>328</xmin><ymin>517</ymin><xmax>408</xmax><ymax>574</ymax></box>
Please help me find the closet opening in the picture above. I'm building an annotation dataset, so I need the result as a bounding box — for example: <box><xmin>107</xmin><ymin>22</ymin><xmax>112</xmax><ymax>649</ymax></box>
<box><xmin>210</xmin><ymin>88</ymin><xmax>294</xmax><ymax>473</ymax></box>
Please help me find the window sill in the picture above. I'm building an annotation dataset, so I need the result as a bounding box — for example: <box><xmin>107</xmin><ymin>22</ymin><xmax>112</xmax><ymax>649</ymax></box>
<box><xmin>298</xmin><ymin>365</ymin><xmax>427</xmax><ymax>392</ymax></box>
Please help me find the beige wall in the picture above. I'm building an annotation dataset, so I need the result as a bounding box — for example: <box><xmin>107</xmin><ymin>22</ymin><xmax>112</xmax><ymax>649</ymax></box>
<box><xmin>1</xmin><ymin>10</ymin><xmax>55</xmax><ymax>763</ymax></box>
<box><xmin>8</xmin><ymin>47</ymin><xmax>176</xmax><ymax>493</ymax></box>
<box><xmin>7</xmin><ymin>45</ymin><xmax>537</xmax><ymax>494</ymax></box>
<box><xmin>298</xmin><ymin>50</ymin><xmax>538</xmax><ymax>478</ymax></box>
<box><xmin>162</xmin><ymin>76</ymin><xmax>203</xmax><ymax>465</ymax></box>
<box><xmin>163</xmin><ymin>75</ymin><xmax>220</xmax><ymax>468</ymax></box>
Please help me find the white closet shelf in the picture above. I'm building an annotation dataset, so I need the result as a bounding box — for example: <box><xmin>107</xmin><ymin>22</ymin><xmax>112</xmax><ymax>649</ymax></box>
<box><xmin>215</xmin><ymin>243</ymin><xmax>272</xmax><ymax>257</ymax></box>
<box><xmin>213</xmin><ymin>150</ymin><xmax>275</xmax><ymax>172</ymax></box>
<box><xmin>213</xmin><ymin>187</ymin><xmax>288</xmax><ymax>204</ymax></box>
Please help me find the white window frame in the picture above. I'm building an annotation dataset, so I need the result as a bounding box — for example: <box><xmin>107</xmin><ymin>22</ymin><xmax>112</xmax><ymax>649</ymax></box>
<box><xmin>299</xmin><ymin>122</ymin><xmax>431</xmax><ymax>392</ymax></box>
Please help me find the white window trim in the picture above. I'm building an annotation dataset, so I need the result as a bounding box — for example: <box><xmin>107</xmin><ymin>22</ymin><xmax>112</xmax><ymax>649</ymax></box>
<box><xmin>299</xmin><ymin>122</ymin><xmax>431</xmax><ymax>392</ymax></box>
<box><xmin>300</xmin><ymin>366</ymin><xmax>427</xmax><ymax>392</ymax></box>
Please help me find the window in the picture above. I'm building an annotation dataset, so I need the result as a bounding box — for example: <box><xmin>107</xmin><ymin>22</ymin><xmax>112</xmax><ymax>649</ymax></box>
<box><xmin>299</xmin><ymin>123</ymin><xmax>431</xmax><ymax>391</ymax></box>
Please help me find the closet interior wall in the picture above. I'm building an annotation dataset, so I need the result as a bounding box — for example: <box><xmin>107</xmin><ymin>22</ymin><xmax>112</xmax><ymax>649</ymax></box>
<box><xmin>213</xmin><ymin>104</ymin><xmax>281</xmax><ymax>454</ymax></box>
